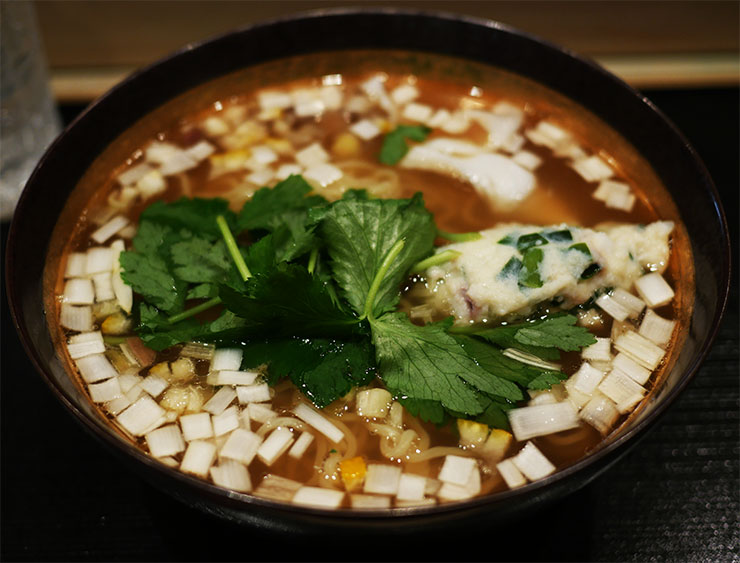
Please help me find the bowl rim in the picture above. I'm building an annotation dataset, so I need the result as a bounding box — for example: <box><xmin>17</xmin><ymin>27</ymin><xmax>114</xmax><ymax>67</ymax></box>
<box><xmin>6</xmin><ymin>7</ymin><xmax>732</xmax><ymax>523</ymax></box>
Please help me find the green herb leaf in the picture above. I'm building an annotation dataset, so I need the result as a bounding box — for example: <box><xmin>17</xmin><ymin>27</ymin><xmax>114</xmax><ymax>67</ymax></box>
<box><xmin>379</xmin><ymin>125</ymin><xmax>431</xmax><ymax>165</ymax></box>
<box><xmin>519</xmin><ymin>247</ymin><xmax>544</xmax><ymax>288</ymax></box>
<box><xmin>140</xmin><ymin>197</ymin><xmax>236</xmax><ymax>240</ymax></box>
<box><xmin>371</xmin><ymin>313</ymin><xmax>521</xmax><ymax>416</ymax></box>
<box><xmin>218</xmin><ymin>262</ymin><xmax>364</xmax><ymax>339</ymax></box>
<box><xmin>513</xmin><ymin>314</ymin><xmax>597</xmax><ymax>351</ymax></box>
<box><xmin>527</xmin><ymin>371</ymin><xmax>568</xmax><ymax>390</ymax></box>
<box><xmin>318</xmin><ymin>194</ymin><xmax>436</xmax><ymax>318</ymax></box>
<box><xmin>239</xmin><ymin>337</ymin><xmax>375</xmax><ymax>408</ymax></box>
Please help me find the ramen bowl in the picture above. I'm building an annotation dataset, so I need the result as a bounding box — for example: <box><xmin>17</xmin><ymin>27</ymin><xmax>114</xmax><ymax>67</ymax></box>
<box><xmin>5</xmin><ymin>9</ymin><xmax>730</xmax><ymax>533</ymax></box>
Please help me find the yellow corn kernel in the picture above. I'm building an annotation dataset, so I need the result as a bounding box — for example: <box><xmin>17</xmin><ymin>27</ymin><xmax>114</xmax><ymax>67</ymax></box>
<box><xmin>331</xmin><ymin>132</ymin><xmax>361</xmax><ymax>159</ymax></box>
<box><xmin>149</xmin><ymin>361</ymin><xmax>172</xmax><ymax>380</ymax></box>
<box><xmin>264</xmin><ymin>136</ymin><xmax>293</xmax><ymax>155</ymax></box>
<box><xmin>457</xmin><ymin>419</ymin><xmax>490</xmax><ymax>448</ymax></box>
<box><xmin>101</xmin><ymin>312</ymin><xmax>132</xmax><ymax>335</ymax></box>
<box><xmin>209</xmin><ymin>149</ymin><xmax>250</xmax><ymax>173</ymax></box>
<box><xmin>481</xmin><ymin>428</ymin><xmax>513</xmax><ymax>462</ymax></box>
<box><xmin>339</xmin><ymin>456</ymin><xmax>367</xmax><ymax>492</ymax></box>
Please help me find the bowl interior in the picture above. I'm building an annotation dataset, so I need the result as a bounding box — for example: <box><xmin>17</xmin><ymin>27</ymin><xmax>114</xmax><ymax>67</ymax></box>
<box><xmin>6</xmin><ymin>10</ymin><xmax>730</xmax><ymax>528</ymax></box>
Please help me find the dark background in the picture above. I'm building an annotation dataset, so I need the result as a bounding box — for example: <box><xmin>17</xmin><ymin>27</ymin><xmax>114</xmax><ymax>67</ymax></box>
<box><xmin>2</xmin><ymin>88</ymin><xmax>738</xmax><ymax>562</ymax></box>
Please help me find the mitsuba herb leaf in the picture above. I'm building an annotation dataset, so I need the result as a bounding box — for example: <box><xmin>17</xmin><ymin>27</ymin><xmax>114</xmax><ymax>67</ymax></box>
<box><xmin>513</xmin><ymin>314</ymin><xmax>596</xmax><ymax>351</ymax></box>
<box><xmin>239</xmin><ymin>337</ymin><xmax>375</xmax><ymax>408</ymax></box>
<box><xmin>136</xmin><ymin>303</ymin><xmax>206</xmax><ymax>351</ymax></box>
<box><xmin>398</xmin><ymin>397</ymin><xmax>449</xmax><ymax>426</ymax></box>
<box><xmin>119</xmin><ymin>221</ymin><xmax>189</xmax><ymax>314</ymax></box>
<box><xmin>318</xmin><ymin>193</ymin><xmax>436</xmax><ymax>318</ymax></box>
<box><xmin>527</xmin><ymin>371</ymin><xmax>568</xmax><ymax>390</ymax></box>
<box><xmin>379</xmin><ymin>125</ymin><xmax>431</xmax><ymax>165</ymax></box>
<box><xmin>218</xmin><ymin>262</ymin><xmax>365</xmax><ymax>339</ymax></box>
<box><xmin>238</xmin><ymin>175</ymin><xmax>327</xmax><ymax>232</ymax></box>
<box><xmin>140</xmin><ymin>197</ymin><xmax>236</xmax><ymax>239</ymax></box>
<box><xmin>371</xmin><ymin>313</ymin><xmax>521</xmax><ymax>416</ymax></box>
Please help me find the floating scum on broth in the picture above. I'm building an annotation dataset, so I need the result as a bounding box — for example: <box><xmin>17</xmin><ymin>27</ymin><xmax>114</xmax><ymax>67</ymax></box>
<box><xmin>46</xmin><ymin>51</ymin><xmax>694</xmax><ymax>511</ymax></box>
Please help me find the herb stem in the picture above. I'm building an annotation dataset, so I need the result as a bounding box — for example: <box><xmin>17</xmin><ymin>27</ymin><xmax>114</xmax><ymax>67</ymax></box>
<box><xmin>167</xmin><ymin>297</ymin><xmax>222</xmax><ymax>324</ymax></box>
<box><xmin>437</xmin><ymin>229</ymin><xmax>482</xmax><ymax>243</ymax></box>
<box><xmin>411</xmin><ymin>249</ymin><xmax>461</xmax><ymax>272</ymax></box>
<box><xmin>216</xmin><ymin>215</ymin><xmax>251</xmax><ymax>281</ymax></box>
<box><xmin>307</xmin><ymin>247</ymin><xmax>319</xmax><ymax>275</ymax></box>
<box><xmin>103</xmin><ymin>335</ymin><xmax>128</xmax><ymax>345</ymax></box>
<box><xmin>362</xmin><ymin>238</ymin><xmax>406</xmax><ymax>321</ymax></box>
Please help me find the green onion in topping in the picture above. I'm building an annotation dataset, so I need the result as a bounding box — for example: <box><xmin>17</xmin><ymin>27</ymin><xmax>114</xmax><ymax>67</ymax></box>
<box><xmin>519</xmin><ymin>247</ymin><xmax>544</xmax><ymax>288</ymax></box>
<box><xmin>517</xmin><ymin>233</ymin><xmax>549</xmax><ymax>253</ymax></box>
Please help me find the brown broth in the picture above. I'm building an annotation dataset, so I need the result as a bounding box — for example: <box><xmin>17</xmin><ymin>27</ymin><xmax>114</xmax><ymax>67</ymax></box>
<box><xmin>52</xmin><ymin>65</ymin><xmax>691</xmax><ymax>508</ymax></box>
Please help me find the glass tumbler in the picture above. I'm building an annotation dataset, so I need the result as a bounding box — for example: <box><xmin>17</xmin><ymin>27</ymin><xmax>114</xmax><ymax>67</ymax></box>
<box><xmin>1</xmin><ymin>1</ymin><xmax>61</xmax><ymax>221</ymax></box>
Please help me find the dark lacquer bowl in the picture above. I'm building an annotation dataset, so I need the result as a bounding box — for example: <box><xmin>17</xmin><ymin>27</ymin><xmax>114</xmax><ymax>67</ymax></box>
<box><xmin>6</xmin><ymin>9</ymin><xmax>730</xmax><ymax>533</ymax></box>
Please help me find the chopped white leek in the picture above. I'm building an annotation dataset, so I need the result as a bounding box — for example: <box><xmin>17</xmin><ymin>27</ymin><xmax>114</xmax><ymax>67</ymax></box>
<box><xmin>438</xmin><ymin>455</ymin><xmax>477</xmax><ymax>487</ymax></box>
<box><xmin>437</xmin><ymin>465</ymin><xmax>481</xmax><ymax>501</ymax></box>
<box><xmin>185</xmin><ymin>140</ymin><xmax>216</xmax><ymax>162</ymax></box>
<box><xmin>64</xmin><ymin>252</ymin><xmax>87</xmax><ymax>278</ymax></box>
<box><xmin>62</xmin><ymin>278</ymin><xmax>95</xmax><ymax>305</ymax></box>
<box><xmin>610</xmin><ymin>288</ymin><xmax>645</xmax><ymax>319</ymax></box>
<box><xmin>508</xmin><ymin>402</ymin><xmax>580</xmax><ymax>441</ymax></box>
<box><xmin>90</xmin><ymin>215</ymin><xmax>129</xmax><ymax>244</ymax></box>
<box><xmin>87</xmin><ymin>376</ymin><xmax>122</xmax><ymax>403</ymax></box>
<box><xmin>60</xmin><ymin>304</ymin><xmax>93</xmax><ymax>332</ymax></box>
<box><xmin>639</xmin><ymin>309</ymin><xmax>676</xmax><ymax>347</ymax></box>
<box><xmin>117</xmin><ymin>395</ymin><xmax>167</xmax><ymax>436</ymax></box>
<box><xmin>179</xmin><ymin>412</ymin><xmax>214</xmax><ymax>442</ymax></box>
<box><xmin>109</xmin><ymin>239</ymin><xmax>132</xmax><ymax>314</ymax></box>
<box><xmin>390</xmin><ymin>83</ymin><xmax>419</xmax><ymax>105</ymax></box>
<box><xmin>612</xmin><ymin>352</ymin><xmax>652</xmax><ymax>385</ymax></box>
<box><xmin>595</xmin><ymin>293</ymin><xmax>629</xmax><ymax>322</ymax></box>
<box><xmin>116</xmin><ymin>162</ymin><xmax>153</xmax><ymax>186</ymax></box>
<box><xmin>581</xmin><ymin>337</ymin><xmax>612</xmax><ymax>362</ymax></box>
<box><xmin>634</xmin><ymin>272</ymin><xmax>675</xmax><ymax>307</ymax></box>
<box><xmin>497</xmin><ymin>458</ymin><xmax>527</xmax><ymax>489</ymax></box>
<box><xmin>257</xmin><ymin>90</ymin><xmax>292</xmax><ymax>111</ymax></box>
<box><xmin>275</xmin><ymin>163</ymin><xmax>303</xmax><ymax>181</ymax></box>
<box><xmin>211</xmin><ymin>348</ymin><xmax>243</xmax><ymax>371</ymax></box>
<box><xmin>248</xmin><ymin>403</ymin><xmax>277</xmax><ymax>424</ymax></box>
<box><xmin>512</xmin><ymin>442</ymin><xmax>556</xmax><ymax>481</ymax></box>
<box><xmin>202</xmin><ymin>386</ymin><xmax>237</xmax><ymax>415</ymax></box>
<box><xmin>256</xmin><ymin>428</ymin><xmax>295</xmax><ymax>466</ymax></box>
<box><xmin>598</xmin><ymin>369</ymin><xmax>646</xmax><ymax>414</ymax></box>
<box><xmin>349</xmin><ymin>119</ymin><xmax>382</xmax><ymax>141</ymax></box>
<box><xmin>253</xmin><ymin>474</ymin><xmax>302</xmax><ymax>502</ymax></box>
<box><xmin>92</xmin><ymin>272</ymin><xmax>115</xmax><ymax>302</ymax></box>
<box><xmin>136</xmin><ymin>170</ymin><xmax>167</xmax><ymax>198</ymax></box>
<box><xmin>85</xmin><ymin>246</ymin><xmax>115</xmax><ymax>275</ymax></box>
<box><xmin>364</xmin><ymin>464</ymin><xmax>402</xmax><ymax>495</ymax></box>
<box><xmin>67</xmin><ymin>331</ymin><xmax>106</xmax><ymax>359</ymax></box>
<box><xmin>614</xmin><ymin>330</ymin><xmax>665</xmax><ymax>370</ymax></box>
<box><xmin>180</xmin><ymin>341</ymin><xmax>215</xmax><ymax>360</ymax></box>
<box><xmin>211</xmin><ymin>370</ymin><xmax>259</xmax><ymax>386</ymax></box>
<box><xmin>569</xmin><ymin>362</ymin><xmax>606</xmax><ymax>395</ymax></box>
<box><xmin>140</xmin><ymin>374</ymin><xmax>169</xmax><ymax>398</ymax></box>
<box><xmin>292</xmin><ymin>486</ymin><xmax>344</xmax><ymax>509</ymax></box>
<box><xmin>212</xmin><ymin>405</ymin><xmax>240</xmax><ymax>437</ymax></box>
<box><xmin>235</xmin><ymin>383</ymin><xmax>271</xmax><ymax>404</ymax></box>
<box><xmin>288</xmin><ymin>431</ymin><xmax>315</xmax><ymax>459</ymax></box>
<box><xmin>303</xmin><ymin>163</ymin><xmax>343</xmax><ymax>187</ymax></box>
<box><xmin>145</xmin><ymin>424</ymin><xmax>186</xmax><ymax>458</ymax></box>
<box><xmin>210</xmin><ymin>460</ymin><xmax>252</xmax><ymax>492</ymax></box>
<box><xmin>295</xmin><ymin>142</ymin><xmax>329</xmax><ymax>168</ymax></box>
<box><xmin>570</xmin><ymin>155</ymin><xmax>614</xmax><ymax>183</ymax></box>
<box><xmin>180</xmin><ymin>440</ymin><xmax>217</xmax><ymax>477</ymax></box>
<box><xmin>580</xmin><ymin>394</ymin><xmax>620</xmax><ymax>434</ymax></box>
<box><xmin>219</xmin><ymin>428</ymin><xmax>262</xmax><ymax>465</ymax></box>
<box><xmin>401</xmin><ymin>102</ymin><xmax>433</xmax><ymax>123</ymax></box>
<box><xmin>356</xmin><ymin>388</ymin><xmax>393</xmax><ymax>418</ymax></box>
<box><xmin>292</xmin><ymin>403</ymin><xmax>344</xmax><ymax>443</ymax></box>
<box><xmin>512</xmin><ymin>150</ymin><xmax>542</xmax><ymax>171</ymax></box>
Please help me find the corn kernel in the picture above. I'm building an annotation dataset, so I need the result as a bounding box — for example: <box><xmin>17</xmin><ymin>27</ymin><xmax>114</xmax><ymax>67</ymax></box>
<box><xmin>339</xmin><ymin>456</ymin><xmax>367</xmax><ymax>492</ymax></box>
<box><xmin>331</xmin><ymin>132</ymin><xmax>361</xmax><ymax>159</ymax></box>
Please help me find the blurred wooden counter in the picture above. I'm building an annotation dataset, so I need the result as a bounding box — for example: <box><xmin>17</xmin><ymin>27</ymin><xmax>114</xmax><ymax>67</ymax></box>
<box><xmin>36</xmin><ymin>0</ymin><xmax>739</xmax><ymax>101</ymax></box>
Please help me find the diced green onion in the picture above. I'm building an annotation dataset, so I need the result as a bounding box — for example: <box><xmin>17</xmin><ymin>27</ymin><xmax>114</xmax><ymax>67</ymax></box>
<box><xmin>517</xmin><ymin>233</ymin><xmax>549</xmax><ymax>253</ymax></box>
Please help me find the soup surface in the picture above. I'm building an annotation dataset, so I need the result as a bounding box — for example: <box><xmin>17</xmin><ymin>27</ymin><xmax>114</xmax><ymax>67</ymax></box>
<box><xmin>52</xmin><ymin>67</ymin><xmax>689</xmax><ymax>510</ymax></box>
